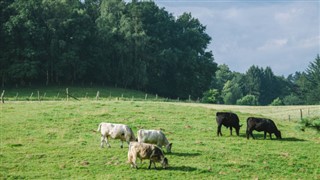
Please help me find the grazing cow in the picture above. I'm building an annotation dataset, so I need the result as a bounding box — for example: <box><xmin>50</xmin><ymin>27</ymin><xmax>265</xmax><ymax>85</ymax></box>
<box><xmin>216</xmin><ymin>112</ymin><xmax>242</xmax><ymax>136</ymax></box>
<box><xmin>128</xmin><ymin>142</ymin><xmax>168</xmax><ymax>169</ymax></box>
<box><xmin>246</xmin><ymin>117</ymin><xmax>282</xmax><ymax>139</ymax></box>
<box><xmin>97</xmin><ymin>122</ymin><xmax>136</xmax><ymax>148</ymax></box>
<box><xmin>137</xmin><ymin>129</ymin><xmax>172</xmax><ymax>153</ymax></box>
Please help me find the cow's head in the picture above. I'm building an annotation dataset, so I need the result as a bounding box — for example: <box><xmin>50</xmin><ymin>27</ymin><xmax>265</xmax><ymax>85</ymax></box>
<box><xmin>161</xmin><ymin>157</ymin><xmax>169</xmax><ymax>169</ymax></box>
<box><xmin>166</xmin><ymin>143</ymin><xmax>172</xmax><ymax>153</ymax></box>
<box><xmin>235</xmin><ymin>124</ymin><xmax>243</xmax><ymax>136</ymax></box>
<box><xmin>275</xmin><ymin>130</ymin><xmax>282</xmax><ymax>139</ymax></box>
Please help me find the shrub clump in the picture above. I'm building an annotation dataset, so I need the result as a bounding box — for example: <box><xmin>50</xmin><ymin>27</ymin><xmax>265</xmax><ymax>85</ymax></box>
<box><xmin>299</xmin><ymin>117</ymin><xmax>320</xmax><ymax>132</ymax></box>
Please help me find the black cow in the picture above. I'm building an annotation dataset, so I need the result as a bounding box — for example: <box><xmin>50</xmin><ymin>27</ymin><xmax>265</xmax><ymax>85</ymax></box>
<box><xmin>216</xmin><ymin>112</ymin><xmax>242</xmax><ymax>136</ymax></box>
<box><xmin>246</xmin><ymin>117</ymin><xmax>282</xmax><ymax>139</ymax></box>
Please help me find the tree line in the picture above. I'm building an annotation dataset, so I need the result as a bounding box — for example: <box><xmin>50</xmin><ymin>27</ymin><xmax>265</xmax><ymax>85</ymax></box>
<box><xmin>1</xmin><ymin>0</ymin><xmax>319</xmax><ymax>104</ymax></box>
<box><xmin>204</xmin><ymin>55</ymin><xmax>320</xmax><ymax>105</ymax></box>
<box><xmin>0</xmin><ymin>0</ymin><xmax>216</xmax><ymax>99</ymax></box>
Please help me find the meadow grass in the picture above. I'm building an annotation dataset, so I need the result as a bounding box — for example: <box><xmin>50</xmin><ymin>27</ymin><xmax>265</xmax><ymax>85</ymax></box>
<box><xmin>0</xmin><ymin>100</ymin><xmax>319</xmax><ymax>179</ymax></box>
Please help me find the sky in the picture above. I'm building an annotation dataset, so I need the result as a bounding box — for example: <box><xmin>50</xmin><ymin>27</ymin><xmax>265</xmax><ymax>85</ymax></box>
<box><xmin>152</xmin><ymin>0</ymin><xmax>320</xmax><ymax>76</ymax></box>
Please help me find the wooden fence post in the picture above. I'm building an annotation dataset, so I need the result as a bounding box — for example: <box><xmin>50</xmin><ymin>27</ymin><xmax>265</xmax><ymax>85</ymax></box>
<box><xmin>300</xmin><ymin>109</ymin><xmax>303</xmax><ymax>120</ymax></box>
<box><xmin>66</xmin><ymin>88</ymin><xmax>69</xmax><ymax>101</ymax></box>
<box><xmin>29</xmin><ymin>92</ymin><xmax>33</xmax><ymax>101</ymax></box>
<box><xmin>1</xmin><ymin>90</ymin><xmax>5</xmax><ymax>103</ymax></box>
<box><xmin>15</xmin><ymin>92</ymin><xmax>18</xmax><ymax>100</ymax></box>
<box><xmin>37</xmin><ymin>91</ymin><xmax>40</xmax><ymax>101</ymax></box>
<box><xmin>145</xmin><ymin>94</ymin><xmax>148</xmax><ymax>100</ymax></box>
<box><xmin>96</xmin><ymin>91</ymin><xmax>100</xmax><ymax>100</ymax></box>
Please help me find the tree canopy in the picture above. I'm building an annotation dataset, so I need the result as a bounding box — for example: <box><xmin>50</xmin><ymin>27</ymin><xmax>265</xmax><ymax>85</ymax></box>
<box><xmin>1</xmin><ymin>0</ymin><xmax>217</xmax><ymax>99</ymax></box>
<box><xmin>1</xmin><ymin>0</ymin><xmax>318</xmax><ymax>104</ymax></box>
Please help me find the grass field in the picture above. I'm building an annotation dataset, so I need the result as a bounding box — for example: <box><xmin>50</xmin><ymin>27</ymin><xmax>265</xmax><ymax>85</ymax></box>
<box><xmin>1</xmin><ymin>100</ymin><xmax>319</xmax><ymax>179</ymax></box>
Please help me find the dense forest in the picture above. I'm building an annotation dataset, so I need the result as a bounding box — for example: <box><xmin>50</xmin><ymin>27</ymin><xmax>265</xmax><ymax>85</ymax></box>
<box><xmin>0</xmin><ymin>0</ymin><xmax>319</xmax><ymax>105</ymax></box>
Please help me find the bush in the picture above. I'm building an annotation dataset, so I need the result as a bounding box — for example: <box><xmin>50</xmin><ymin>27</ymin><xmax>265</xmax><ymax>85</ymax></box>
<box><xmin>202</xmin><ymin>89</ymin><xmax>220</xmax><ymax>103</ymax></box>
<box><xmin>283</xmin><ymin>94</ymin><xmax>304</xmax><ymax>105</ymax></box>
<box><xmin>270</xmin><ymin>97</ymin><xmax>283</xmax><ymax>106</ymax></box>
<box><xmin>236</xmin><ymin>95</ymin><xmax>258</xmax><ymax>106</ymax></box>
<box><xmin>299</xmin><ymin>117</ymin><xmax>320</xmax><ymax>132</ymax></box>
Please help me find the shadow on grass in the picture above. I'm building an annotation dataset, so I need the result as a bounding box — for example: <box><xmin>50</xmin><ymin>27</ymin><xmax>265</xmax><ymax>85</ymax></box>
<box><xmin>280</xmin><ymin>137</ymin><xmax>306</xmax><ymax>142</ymax></box>
<box><xmin>170</xmin><ymin>152</ymin><xmax>201</xmax><ymax>157</ymax></box>
<box><xmin>168</xmin><ymin>165</ymin><xmax>197</xmax><ymax>172</ymax></box>
<box><xmin>247</xmin><ymin>135</ymin><xmax>306</xmax><ymax>142</ymax></box>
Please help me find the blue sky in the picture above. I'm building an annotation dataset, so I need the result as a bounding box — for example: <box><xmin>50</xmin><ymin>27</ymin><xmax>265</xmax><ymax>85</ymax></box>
<box><xmin>152</xmin><ymin>0</ymin><xmax>319</xmax><ymax>76</ymax></box>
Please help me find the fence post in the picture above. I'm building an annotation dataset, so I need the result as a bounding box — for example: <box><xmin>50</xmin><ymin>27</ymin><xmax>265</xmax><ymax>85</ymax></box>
<box><xmin>145</xmin><ymin>94</ymin><xmax>148</xmax><ymax>100</ymax></box>
<box><xmin>96</xmin><ymin>91</ymin><xmax>100</xmax><ymax>100</ymax></box>
<box><xmin>1</xmin><ymin>90</ymin><xmax>4</xmax><ymax>103</ymax></box>
<box><xmin>156</xmin><ymin>94</ymin><xmax>158</xmax><ymax>100</ymax></box>
<box><xmin>37</xmin><ymin>91</ymin><xmax>40</xmax><ymax>101</ymax></box>
<box><xmin>189</xmin><ymin>95</ymin><xmax>191</xmax><ymax>102</ymax></box>
<box><xmin>300</xmin><ymin>109</ymin><xmax>303</xmax><ymax>120</ymax></box>
<box><xmin>66</xmin><ymin>88</ymin><xmax>69</xmax><ymax>101</ymax></box>
<box><xmin>15</xmin><ymin>92</ymin><xmax>18</xmax><ymax>100</ymax></box>
<box><xmin>29</xmin><ymin>92</ymin><xmax>33</xmax><ymax>101</ymax></box>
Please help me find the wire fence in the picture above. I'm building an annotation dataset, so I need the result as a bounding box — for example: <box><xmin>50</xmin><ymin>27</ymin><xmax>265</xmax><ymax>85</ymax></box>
<box><xmin>1</xmin><ymin>89</ymin><xmax>319</xmax><ymax>121</ymax></box>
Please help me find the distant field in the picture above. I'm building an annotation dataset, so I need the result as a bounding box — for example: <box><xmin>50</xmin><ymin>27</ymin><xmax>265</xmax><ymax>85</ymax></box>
<box><xmin>1</xmin><ymin>100</ymin><xmax>319</xmax><ymax>179</ymax></box>
<box><xmin>175</xmin><ymin>103</ymin><xmax>320</xmax><ymax>121</ymax></box>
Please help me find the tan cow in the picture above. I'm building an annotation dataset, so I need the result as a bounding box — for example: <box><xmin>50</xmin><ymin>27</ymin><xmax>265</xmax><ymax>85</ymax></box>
<box><xmin>128</xmin><ymin>142</ymin><xmax>168</xmax><ymax>169</ymax></box>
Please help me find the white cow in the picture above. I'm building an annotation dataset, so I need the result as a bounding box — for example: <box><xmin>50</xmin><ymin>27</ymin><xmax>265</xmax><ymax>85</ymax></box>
<box><xmin>137</xmin><ymin>129</ymin><xmax>172</xmax><ymax>153</ymax></box>
<box><xmin>97</xmin><ymin>122</ymin><xmax>136</xmax><ymax>148</ymax></box>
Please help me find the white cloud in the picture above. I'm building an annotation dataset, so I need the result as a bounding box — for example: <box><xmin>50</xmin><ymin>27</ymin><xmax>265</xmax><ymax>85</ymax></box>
<box><xmin>155</xmin><ymin>1</ymin><xmax>319</xmax><ymax>76</ymax></box>
<box><xmin>258</xmin><ymin>38</ymin><xmax>288</xmax><ymax>51</ymax></box>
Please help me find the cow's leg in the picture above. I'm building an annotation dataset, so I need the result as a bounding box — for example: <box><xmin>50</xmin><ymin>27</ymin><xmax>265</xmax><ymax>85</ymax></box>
<box><xmin>148</xmin><ymin>160</ymin><xmax>152</xmax><ymax>169</ymax></box>
<box><xmin>264</xmin><ymin>131</ymin><xmax>267</xmax><ymax>139</ymax></box>
<box><xmin>269</xmin><ymin>133</ymin><xmax>272</xmax><ymax>139</ymax></box>
<box><xmin>230</xmin><ymin>127</ymin><xmax>233</xmax><ymax>136</ymax></box>
<box><xmin>217</xmin><ymin>124</ymin><xmax>222</xmax><ymax>136</ymax></box>
<box><xmin>246</xmin><ymin>130</ymin><xmax>250</xmax><ymax>139</ymax></box>
<box><xmin>120</xmin><ymin>140</ymin><xmax>123</xmax><ymax>148</ymax></box>
<box><xmin>105</xmin><ymin>136</ymin><xmax>111</xmax><ymax>148</ymax></box>
<box><xmin>148</xmin><ymin>160</ymin><xmax>157</xmax><ymax>169</ymax></box>
<box><xmin>100</xmin><ymin>135</ymin><xmax>105</xmax><ymax>148</ymax></box>
<box><xmin>249</xmin><ymin>130</ymin><xmax>255</xmax><ymax>139</ymax></box>
<box><xmin>132</xmin><ymin>156</ymin><xmax>138</xmax><ymax>169</ymax></box>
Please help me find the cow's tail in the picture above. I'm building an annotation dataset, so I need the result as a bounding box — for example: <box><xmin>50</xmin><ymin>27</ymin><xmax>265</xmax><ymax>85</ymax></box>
<box><xmin>129</xmin><ymin>127</ymin><xmax>136</xmax><ymax>142</ymax></box>
<box><xmin>97</xmin><ymin>123</ymin><xmax>102</xmax><ymax>132</ymax></box>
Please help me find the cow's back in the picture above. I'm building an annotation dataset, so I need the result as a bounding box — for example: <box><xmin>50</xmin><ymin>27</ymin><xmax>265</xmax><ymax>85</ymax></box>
<box><xmin>216</xmin><ymin>112</ymin><xmax>240</xmax><ymax>127</ymax></box>
<box><xmin>138</xmin><ymin>129</ymin><xmax>163</xmax><ymax>144</ymax></box>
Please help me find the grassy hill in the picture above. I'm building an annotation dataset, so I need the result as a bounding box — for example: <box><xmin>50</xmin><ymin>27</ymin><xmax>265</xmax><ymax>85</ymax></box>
<box><xmin>1</xmin><ymin>86</ymin><xmax>163</xmax><ymax>101</ymax></box>
<box><xmin>1</xmin><ymin>100</ymin><xmax>319</xmax><ymax>179</ymax></box>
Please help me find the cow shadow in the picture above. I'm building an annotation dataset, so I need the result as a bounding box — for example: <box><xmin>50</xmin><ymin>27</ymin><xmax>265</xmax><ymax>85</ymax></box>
<box><xmin>280</xmin><ymin>137</ymin><xmax>306</xmax><ymax>142</ymax></box>
<box><xmin>168</xmin><ymin>165</ymin><xmax>197</xmax><ymax>172</ymax></box>
<box><xmin>169</xmin><ymin>152</ymin><xmax>201</xmax><ymax>157</ymax></box>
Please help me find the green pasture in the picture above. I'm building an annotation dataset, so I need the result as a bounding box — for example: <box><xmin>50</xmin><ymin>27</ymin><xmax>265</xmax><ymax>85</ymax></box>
<box><xmin>1</xmin><ymin>100</ymin><xmax>319</xmax><ymax>179</ymax></box>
